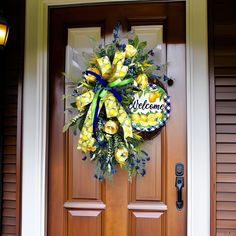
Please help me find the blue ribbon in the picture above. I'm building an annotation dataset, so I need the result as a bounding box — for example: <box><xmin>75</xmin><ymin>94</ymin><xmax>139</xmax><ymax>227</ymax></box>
<box><xmin>86</xmin><ymin>71</ymin><xmax>123</xmax><ymax>102</ymax></box>
<box><xmin>93</xmin><ymin>97</ymin><xmax>101</xmax><ymax>141</ymax></box>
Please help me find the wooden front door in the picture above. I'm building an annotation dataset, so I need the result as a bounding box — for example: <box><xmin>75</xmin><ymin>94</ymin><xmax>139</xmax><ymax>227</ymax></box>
<box><xmin>48</xmin><ymin>2</ymin><xmax>186</xmax><ymax>236</ymax></box>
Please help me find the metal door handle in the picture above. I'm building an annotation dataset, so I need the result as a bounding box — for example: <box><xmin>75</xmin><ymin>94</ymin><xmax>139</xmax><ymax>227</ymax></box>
<box><xmin>175</xmin><ymin>176</ymin><xmax>184</xmax><ymax>209</ymax></box>
<box><xmin>175</xmin><ymin>163</ymin><xmax>184</xmax><ymax>210</ymax></box>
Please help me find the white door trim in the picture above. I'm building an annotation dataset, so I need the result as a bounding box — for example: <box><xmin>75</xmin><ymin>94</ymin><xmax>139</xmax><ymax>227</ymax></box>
<box><xmin>22</xmin><ymin>0</ymin><xmax>209</xmax><ymax>236</ymax></box>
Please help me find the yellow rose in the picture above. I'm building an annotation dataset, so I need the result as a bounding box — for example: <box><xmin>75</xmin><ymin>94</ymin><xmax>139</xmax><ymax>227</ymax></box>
<box><xmin>104</xmin><ymin>120</ymin><xmax>119</xmax><ymax>135</ymax></box>
<box><xmin>84</xmin><ymin>68</ymin><xmax>100</xmax><ymax>83</ymax></box>
<box><xmin>135</xmin><ymin>74</ymin><xmax>148</xmax><ymax>90</ymax></box>
<box><xmin>125</xmin><ymin>44</ymin><xmax>137</xmax><ymax>58</ymax></box>
<box><xmin>115</xmin><ymin>147</ymin><xmax>129</xmax><ymax>167</ymax></box>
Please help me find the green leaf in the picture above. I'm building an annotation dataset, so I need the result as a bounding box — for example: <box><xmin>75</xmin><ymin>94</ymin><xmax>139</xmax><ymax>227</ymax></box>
<box><xmin>78</xmin><ymin>113</ymin><xmax>87</xmax><ymax>130</ymax></box>
<box><xmin>133</xmin><ymin>35</ymin><xmax>139</xmax><ymax>48</ymax></box>
<box><xmin>81</xmin><ymin>81</ymin><xmax>93</xmax><ymax>89</ymax></box>
<box><xmin>70</xmin><ymin>102</ymin><xmax>77</xmax><ymax>108</ymax></box>
<box><xmin>138</xmin><ymin>41</ymin><xmax>147</xmax><ymax>50</ymax></box>
<box><xmin>128</xmin><ymin>38</ymin><xmax>134</xmax><ymax>45</ymax></box>
<box><xmin>63</xmin><ymin>114</ymin><xmax>80</xmax><ymax>132</ymax></box>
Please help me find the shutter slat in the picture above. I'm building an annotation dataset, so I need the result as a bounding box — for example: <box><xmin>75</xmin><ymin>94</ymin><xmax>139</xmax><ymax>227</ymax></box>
<box><xmin>217</xmin><ymin>125</ymin><xmax>236</xmax><ymax>133</ymax></box>
<box><xmin>216</xmin><ymin>106</ymin><xmax>236</xmax><ymax>114</ymax></box>
<box><xmin>217</xmin><ymin>211</ymin><xmax>236</xmax><ymax>220</ymax></box>
<box><xmin>216</xmin><ymin>115</ymin><xmax>236</xmax><ymax>124</ymax></box>
<box><xmin>216</xmin><ymin>87</ymin><xmax>236</xmax><ymax>93</ymax></box>
<box><xmin>217</xmin><ymin>164</ymin><xmax>236</xmax><ymax>173</ymax></box>
<box><xmin>217</xmin><ymin>229</ymin><xmax>236</xmax><ymax>236</ymax></box>
<box><xmin>217</xmin><ymin>193</ymin><xmax>236</xmax><ymax>201</ymax></box>
<box><xmin>217</xmin><ymin>220</ymin><xmax>236</xmax><ymax>229</ymax></box>
<box><xmin>217</xmin><ymin>202</ymin><xmax>236</xmax><ymax>211</ymax></box>
<box><xmin>217</xmin><ymin>183</ymin><xmax>236</xmax><ymax>193</ymax></box>
<box><xmin>217</xmin><ymin>134</ymin><xmax>236</xmax><ymax>143</ymax></box>
<box><xmin>216</xmin><ymin>92</ymin><xmax>236</xmax><ymax>100</ymax></box>
<box><xmin>217</xmin><ymin>144</ymin><xmax>236</xmax><ymax>153</ymax></box>
<box><xmin>216</xmin><ymin>78</ymin><xmax>236</xmax><ymax>86</ymax></box>
<box><xmin>217</xmin><ymin>173</ymin><xmax>236</xmax><ymax>182</ymax></box>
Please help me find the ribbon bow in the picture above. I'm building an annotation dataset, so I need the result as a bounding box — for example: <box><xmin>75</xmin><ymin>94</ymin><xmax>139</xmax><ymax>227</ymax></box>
<box><xmin>77</xmin><ymin>52</ymin><xmax>133</xmax><ymax>153</ymax></box>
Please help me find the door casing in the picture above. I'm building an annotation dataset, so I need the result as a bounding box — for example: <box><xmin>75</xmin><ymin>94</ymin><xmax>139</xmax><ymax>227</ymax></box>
<box><xmin>21</xmin><ymin>0</ymin><xmax>210</xmax><ymax>236</ymax></box>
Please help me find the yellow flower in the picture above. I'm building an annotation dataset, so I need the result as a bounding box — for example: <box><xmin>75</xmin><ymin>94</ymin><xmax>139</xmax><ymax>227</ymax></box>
<box><xmin>125</xmin><ymin>44</ymin><xmax>137</xmax><ymax>58</ymax></box>
<box><xmin>131</xmin><ymin>114</ymin><xmax>140</xmax><ymax>123</ymax></box>
<box><xmin>104</xmin><ymin>120</ymin><xmax>119</xmax><ymax>135</ymax></box>
<box><xmin>84</xmin><ymin>68</ymin><xmax>100</xmax><ymax>83</ymax></box>
<box><xmin>115</xmin><ymin>147</ymin><xmax>129</xmax><ymax>167</ymax></box>
<box><xmin>140</xmin><ymin>114</ymin><xmax>148</xmax><ymax>122</ymax></box>
<box><xmin>155</xmin><ymin>112</ymin><xmax>163</xmax><ymax>119</ymax></box>
<box><xmin>135</xmin><ymin>74</ymin><xmax>148</xmax><ymax>90</ymax></box>
<box><xmin>147</xmin><ymin>113</ymin><xmax>157</xmax><ymax>121</ymax></box>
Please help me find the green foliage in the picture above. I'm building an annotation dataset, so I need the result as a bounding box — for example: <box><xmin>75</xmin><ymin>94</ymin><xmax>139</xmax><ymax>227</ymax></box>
<box><xmin>128</xmin><ymin>35</ymin><xmax>139</xmax><ymax>48</ymax></box>
<box><xmin>63</xmin><ymin>114</ymin><xmax>81</xmax><ymax>133</ymax></box>
<box><xmin>138</xmin><ymin>41</ymin><xmax>147</xmax><ymax>50</ymax></box>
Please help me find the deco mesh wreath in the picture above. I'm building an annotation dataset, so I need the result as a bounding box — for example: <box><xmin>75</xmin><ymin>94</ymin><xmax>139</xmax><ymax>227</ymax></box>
<box><xmin>63</xmin><ymin>24</ymin><xmax>172</xmax><ymax>180</ymax></box>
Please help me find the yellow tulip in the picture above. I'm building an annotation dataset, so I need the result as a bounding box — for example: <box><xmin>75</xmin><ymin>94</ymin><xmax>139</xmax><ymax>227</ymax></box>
<box><xmin>135</xmin><ymin>74</ymin><xmax>148</xmax><ymax>90</ymax></box>
<box><xmin>125</xmin><ymin>44</ymin><xmax>137</xmax><ymax>58</ymax></box>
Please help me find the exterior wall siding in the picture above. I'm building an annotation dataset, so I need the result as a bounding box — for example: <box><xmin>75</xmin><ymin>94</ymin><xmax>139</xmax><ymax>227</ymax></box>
<box><xmin>209</xmin><ymin>0</ymin><xmax>236</xmax><ymax>235</ymax></box>
<box><xmin>0</xmin><ymin>0</ymin><xmax>25</xmax><ymax>235</ymax></box>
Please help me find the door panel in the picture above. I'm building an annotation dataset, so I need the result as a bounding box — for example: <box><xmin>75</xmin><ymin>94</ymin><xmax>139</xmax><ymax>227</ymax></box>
<box><xmin>48</xmin><ymin>2</ymin><xmax>186</xmax><ymax>236</ymax></box>
<box><xmin>68</xmin><ymin>210</ymin><xmax>102</xmax><ymax>236</ymax></box>
<box><xmin>130</xmin><ymin>212</ymin><xmax>163</xmax><ymax>236</ymax></box>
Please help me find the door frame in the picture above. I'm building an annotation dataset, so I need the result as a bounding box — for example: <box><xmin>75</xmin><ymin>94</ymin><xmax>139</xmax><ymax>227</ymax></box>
<box><xmin>22</xmin><ymin>0</ymin><xmax>209</xmax><ymax>236</ymax></box>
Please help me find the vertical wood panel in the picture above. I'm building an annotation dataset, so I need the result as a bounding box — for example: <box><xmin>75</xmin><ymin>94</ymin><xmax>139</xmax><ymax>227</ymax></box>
<box><xmin>69</xmin><ymin>134</ymin><xmax>101</xmax><ymax>200</ymax></box>
<box><xmin>135</xmin><ymin>133</ymin><xmax>162</xmax><ymax>201</ymax></box>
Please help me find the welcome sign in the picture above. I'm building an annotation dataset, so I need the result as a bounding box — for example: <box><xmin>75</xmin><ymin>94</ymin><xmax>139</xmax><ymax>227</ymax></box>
<box><xmin>130</xmin><ymin>84</ymin><xmax>171</xmax><ymax>132</ymax></box>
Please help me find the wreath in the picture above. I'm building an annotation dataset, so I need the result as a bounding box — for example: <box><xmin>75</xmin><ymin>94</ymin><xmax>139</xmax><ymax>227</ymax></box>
<box><xmin>63</xmin><ymin>24</ymin><xmax>172</xmax><ymax>180</ymax></box>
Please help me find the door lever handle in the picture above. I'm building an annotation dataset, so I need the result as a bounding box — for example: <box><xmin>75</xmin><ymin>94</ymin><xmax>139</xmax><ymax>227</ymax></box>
<box><xmin>175</xmin><ymin>176</ymin><xmax>184</xmax><ymax>209</ymax></box>
<box><xmin>175</xmin><ymin>163</ymin><xmax>184</xmax><ymax>210</ymax></box>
